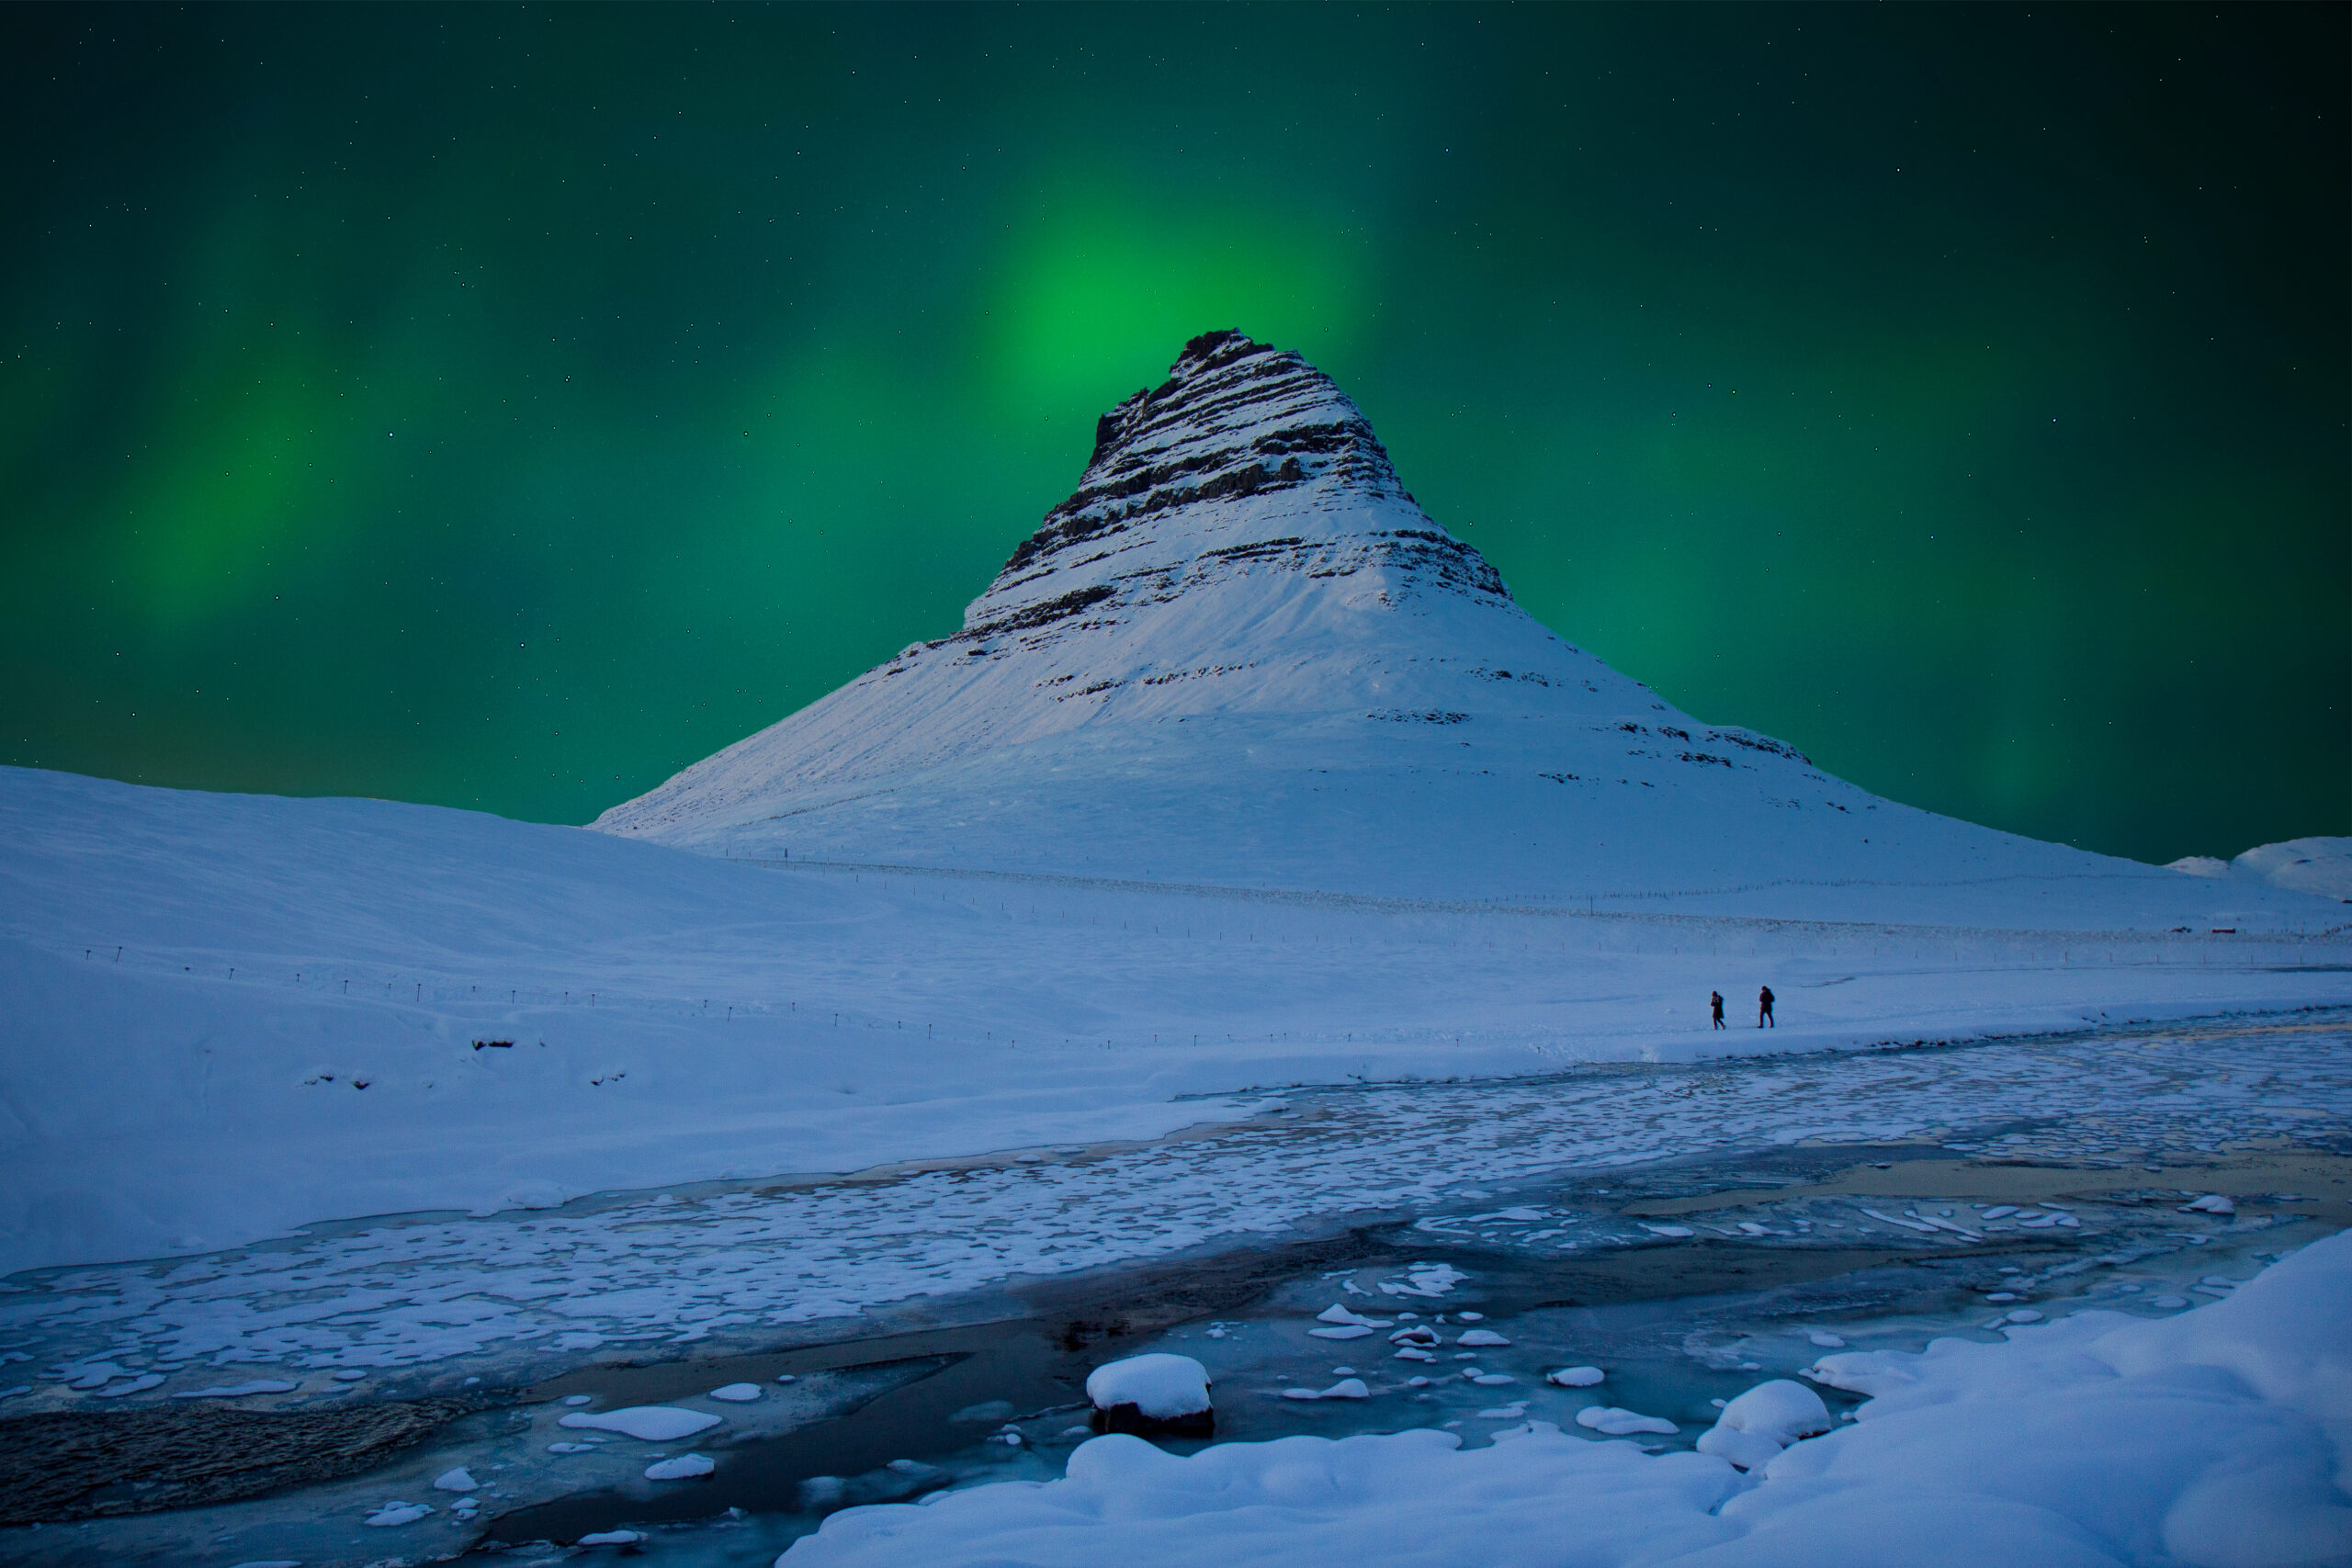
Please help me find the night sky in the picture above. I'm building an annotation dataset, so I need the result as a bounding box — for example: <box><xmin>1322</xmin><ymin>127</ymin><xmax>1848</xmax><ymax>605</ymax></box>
<box><xmin>4</xmin><ymin>5</ymin><xmax>2343</xmax><ymax>864</ymax></box>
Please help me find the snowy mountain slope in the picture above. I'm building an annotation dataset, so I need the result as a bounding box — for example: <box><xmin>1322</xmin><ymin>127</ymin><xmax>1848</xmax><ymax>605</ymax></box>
<box><xmin>593</xmin><ymin>333</ymin><xmax>2336</xmax><ymax>927</ymax></box>
<box><xmin>6</xmin><ymin>763</ymin><xmax>2346</xmax><ymax>1275</ymax></box>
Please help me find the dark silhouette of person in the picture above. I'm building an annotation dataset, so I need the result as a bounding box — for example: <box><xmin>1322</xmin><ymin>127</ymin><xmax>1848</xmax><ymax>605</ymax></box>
<box><xmin>1758</xmin><ymin>986</ymin><xmax>1775</xmax><ymax>1028</ymax></box>
<box><xmin>1710</xmin><ymin>991</ymin><xmax>1724</xmax><ymax>1029</ymax></box>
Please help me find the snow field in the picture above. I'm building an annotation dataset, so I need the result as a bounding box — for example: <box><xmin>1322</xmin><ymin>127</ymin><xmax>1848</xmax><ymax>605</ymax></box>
<box><xmin>780</xmin><ymin>1233</ymin><xmax>2352</xmax><ymax>1568</ymax></box>
<box><xmin>6</xmin><ymin>764</ymin><xmax>2348</xmax><ymax>1277</ymax></box>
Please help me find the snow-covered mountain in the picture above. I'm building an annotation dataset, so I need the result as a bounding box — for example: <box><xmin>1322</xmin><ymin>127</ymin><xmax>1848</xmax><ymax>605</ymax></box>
<box><xmin>596</xmin><ymin>333</ymin><xmax>2307</xmax><ymax>926</ymax></box>
<box><xmin>6</xmin><ymin>336</ymin><xmax>2345</xmax><ymax>1272</ymax></box>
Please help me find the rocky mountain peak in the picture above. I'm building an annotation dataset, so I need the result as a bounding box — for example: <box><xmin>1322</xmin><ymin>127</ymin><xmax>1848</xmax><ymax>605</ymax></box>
<box><xmin>997</xmin><ymin>331</ymin><xmax>1418</xmax><ymax>580</ymax></box>
<box><xmin>963</xmin><ymin>333</ymin><xmax>1504</xmax><ymax>642</ymax></box>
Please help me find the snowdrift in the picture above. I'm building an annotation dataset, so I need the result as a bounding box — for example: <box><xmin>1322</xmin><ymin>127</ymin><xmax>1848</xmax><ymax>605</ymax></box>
<box><xmin>782</xmin><ymin>1232</ymin><xmax>2352</xmax><ymax>1568</ymax></box>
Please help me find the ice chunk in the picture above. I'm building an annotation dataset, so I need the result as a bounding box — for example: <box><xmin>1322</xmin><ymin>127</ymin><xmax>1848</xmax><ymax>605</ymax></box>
<box><xmin>1860</xmin><ymin>1208</ymin><xmax>1940</xmax><ymax>1235</ymax></box>
<box><xmin>1495</xmin><ymin>1207</ymin><xmax>1544</xmax><ymax>1222</ymax></box>
<box><xmin>564</xmin><ymin>1393</ymin><xmax>594</xmax><ymax>1405</ymax></box>
<box><xmin>1638</xmin><ymin>1224</ymin><xmax>1693</xmax><ymax>1239</ymax></box>
<box><xmin>1980</xmin><ymin>1205</ymin><xmax>2018</xmax><ymax>1220</ymax></box>
<box><xmin>1476</xmin><ymin>1401</ymin><xmax>1530</xmax><ymax>1419</ymax></box>
<box><xmin>1457</xmin><ymin>1329</ymin><xmax>1511</xmax><ymax>1348</ymax></box>
<box><xmin>1310</xmin><ymin>1325</ymin><xmax>1375</xmax><ymax>1340</ymax></box>
<box><xmin>172</xmin><ymin>1379</ymin><xmax>298</xmax><ymax>1399</ymax></box>
<box><xmin>709</xmin><ymin>1382</ymin><xmax>763</xmax><ymax>1402</ymax></box>
<box><xmin>645</xmin><ymin>1452</ymin><xmax>716</xmax><ymax>1481</ymax></box>
<box><xmin>92</xmin><ymin>1373</ymin><xmax>165</xmax><ymax>1397</ymax></box>
<box><xmin>1317</xmin><ymin>1304</ymin><xmax>1392</xmax><ymax>1327</ymax></box>
<box><xmin>365</xmin><ymin>1501</ymin><xmax>433</xmax><ymax>1527</ymax></box>
<box><xmin>951</xmin><ymin>1401</ymin><xmax>1015</xmax><ymax>1424</ymax></box>
<box><xmin>1575</xmin><ymin>1405</ymin><xmax>1679</xmax><ymax>1436</ymax></box>
<box><xmin>560</xmin><ymin>1405</ymin><xmax>723</xmax><ymax>1441</ymax></box>
<box><xmin>578</xmin><ymin>1531</ymin><xmax>646</xmax><ymax>1547</ymax></box>
<box><xmin>1380</xmin><ymin>1264</ymin><xmax>1468</xmax><ymax>1297</ymax></box>
<box><xmin>1455</xmin><ymin>1312</ymin><xmax>1486</xmax><ymax>1322</ymax></box>
<box><xmin>1389</xmin><ymin>1325</ymin><xmax>1439</xmax><ymax>1346</ymax></box>
<box><xmin>2003</xmin><ymin>1309</ymin><xmax>2043</xmax><ymax>1324</ymax></box>
<box><xmin>1282</xmin><ymin>1378</ymin><xmax>1370</xmax><ymax>1401</ymax></box>
<box><xmin>1547</xmin><ymin>1367</ymin><xmax>1605</xmax><ymax>1387</ymax></box>
<box><xmin>1086</xmin><ymin>1354</ymin><xmax>1211</xmax><ymax>1421</ymax></box>
<box><xmin>64</xmin><ymin>1361</ymin><xmax>131</xmax><ymax>1391</ymax></box>
<box><xmin>1470</xmin><ymin>1373</ymin><xmax>1516</xmax><ymax>1386</ymax></box>
<box><xmin>432</xmin><ymin>1466</ymin><xmax>479</xmax><ymax>1492</ymax></box>
<box><xmin>1805</xmin><ymin>1332</ymin><xmax>1846</xmax><ymax>1348</ymax></box>
<box><xmin>2181</xmin><ymin>1194</ymin><xmax>2236</xmax><ymax>1215</ymax></box>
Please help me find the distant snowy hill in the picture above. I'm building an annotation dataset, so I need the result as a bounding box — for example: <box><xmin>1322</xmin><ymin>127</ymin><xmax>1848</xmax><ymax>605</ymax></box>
<box><xmin>2168</xmin><ymin>837</ymin><xmax>2352</xmax><ymax>902</ymax></box>
<box><xmin>594</xmin><ymin>332</ymin><xmax>2321</xmax><ymax>926</ymax></box>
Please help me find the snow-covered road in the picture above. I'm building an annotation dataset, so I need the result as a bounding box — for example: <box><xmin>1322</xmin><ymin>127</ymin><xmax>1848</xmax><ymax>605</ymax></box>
<box><xmin>8</xmin><ymin>1018</ymin><xmax>2346</xmax><ymax>1398</ymax></box>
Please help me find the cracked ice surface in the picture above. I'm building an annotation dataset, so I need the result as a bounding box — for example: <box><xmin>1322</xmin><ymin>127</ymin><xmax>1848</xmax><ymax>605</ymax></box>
<box><xmin>6</xmin><ymin>1022</ymin><xmax>2346</xmax><ymax>1384</ymax></box>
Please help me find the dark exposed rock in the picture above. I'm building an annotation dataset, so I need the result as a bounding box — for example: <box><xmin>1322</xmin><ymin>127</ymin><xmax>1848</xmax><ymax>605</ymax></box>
<box><xmin>1089</xmin><ymin>1402</ymin><xmax>1214</xmax><ymax>1438</ymax></box>
<box><xmin>0</xmin><ymin>1398</ymin><xmax>479</xmax><ymax>1524</ymax></box>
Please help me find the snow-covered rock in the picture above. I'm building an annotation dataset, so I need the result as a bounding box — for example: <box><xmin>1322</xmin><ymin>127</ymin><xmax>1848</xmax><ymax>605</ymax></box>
<box><xmin>644</xmin><ymin>1452</ymin><xmax>716</xmax><ymax>1481</ymax></box>
<box><xmin>1694</xmin><ymin>1379</ymin><xmax>1831</xmax><ymax>1471</ymax></box>
<box><xmin>1546</xmin><ymin>1366</ymin><xmax>1605</xmax><ymax>1388</ymax></box>
<box><xmin>431</xmin><ymin>1466</ymin><xmax>479</xmax><ymax>1492</ymax></box>
<box><xmin>709</xmin><ymin>1382</ymin><xmax>764</xmax><ymax>1402</ymax></box>
<box><xmin>1087</xmin><ymin>1352</ymin><xmax>1212</xmax><ymax>1435</ymax></box>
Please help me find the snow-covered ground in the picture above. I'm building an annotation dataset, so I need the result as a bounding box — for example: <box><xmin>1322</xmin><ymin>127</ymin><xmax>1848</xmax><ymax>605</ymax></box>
<box><xmin>782</xmin><ymin>1229</ymin><xmax>2352</xmax><ymax>1568</ymax></box>
<box><xmin>6</xmin><ymin>764</ymin><xmax>2348</xmax><ymax>1278</ymax></box>
<box><xmin>6</xmin><ymin>1013</ymin><xmax>2341</xmax><ymax>1394</ymax></box>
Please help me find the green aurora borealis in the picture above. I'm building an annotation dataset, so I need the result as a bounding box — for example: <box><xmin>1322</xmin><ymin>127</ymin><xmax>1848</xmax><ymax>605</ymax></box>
<box><xmin>2</xmin><ymin>4</ymin><xmax>2344</xmax><ymax>863</ymax></box>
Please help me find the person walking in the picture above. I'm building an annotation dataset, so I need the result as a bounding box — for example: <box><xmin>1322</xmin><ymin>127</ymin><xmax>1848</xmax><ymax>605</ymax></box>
<box><xmin>1758</xmin><ymin>986</ymin><xmax>1775</xmax><ymax>1028</ymax></box>
<box><xmin>1710</xmin><ymin>990</ymin><xmax>1725</xmax><ymax>1030</ymax></box>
